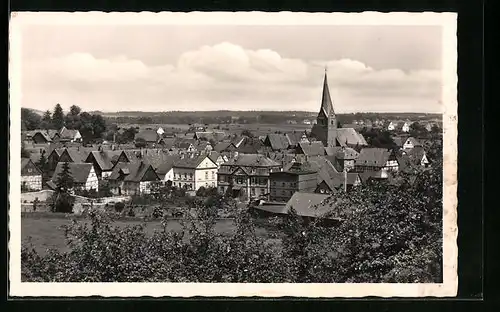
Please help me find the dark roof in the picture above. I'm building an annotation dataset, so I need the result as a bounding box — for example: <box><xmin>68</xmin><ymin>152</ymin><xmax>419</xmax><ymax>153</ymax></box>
<box><xmin>265</xmin><ymin>134</ymin><xmax>290</xmax><ymax>151</ymax></box>
<box><xmin>208</xmin><ymin>151</ymin><xmax>221</xmax><ymax>164</ymax></box>
<box><xmin>402</xmin><ymin>146</ymin><xmax>428</xmax><ymax>165</ymax></box>
<box><xmin>223</xmin><ymin>154</ymin><xmax>281</xmax><ymax>168</ymax></box>
<box><xmin>355</xmin><ymin>148</ymin><xmax>393</xmax><ymax>167</ymax></box>
<box><xmin>138</xmin><ymin>150</ymin><xmax>176</xmax><ymax>170</ymax></box>
<box><xmin>195</xmin><ymin>131</ymin><xmax>226</xmax><ymax>142</ymax></box>
<box><xmin>214</xmin><ymin>142</ymin><xmax>236</xmax><ymax>152</ymax></box>
<box><xmin>280</xmin><ymin>161</ymin><xmax>318</xmax><ymax>175</ymax></box>
<box><xmin>156</xmin><ymin>155</ymin><xmax>180</xmax><ymax>176</ymax></box>
<box><xmin>392</xmin><ymin>136</ymin><xmax>404</xmax><ymax>147</ymax></box>
<box><xmin>52</xmin><ymin>163</ymin><xmax>94</xmax><ymax>183</ymax></box>
<box><xmin>335</xmin><ymin>147</ymin><xmax>359</xmax><ymax>160</ymax></box>
<box><xmin>108</xmin><ymin>161</ymin><xmax>160</xmax><ymax>182</ymax></box>
<box><xmin>63</xmin><ymin>149</ymin><xmax>91</xmax><ymax>163</ymax></box>
<box><xmin>173</xmin><ymin>154</ymin><xmax>216</xmax><ymax>169</ymax></box>
<box><xmin>21</xmin><ymin>158</ymin><xmax>40</xmax><ymax>173</ymax></box>
<box><xmin>237</xmin><ymin>137</ymin><xmax>264</xmax><ymax>154</ymax></box>
<box><xmin>87</xmin><ymin>150</ymin><xmax>122</xmax><ymax>171</ymax></box>
<box><xmin>285</xmin><ymin>132</ymin><xmax>309</xmax><ymax>146</ymax></box>
<box><xmin>298</xmin><ymin>141</ymin><xmax>326</xmax><ymax>156</ymax></box>
<box><xmin>135</xmin><ymin>129</ymin><xmax>159</xmax><ymax>143</ymax></box>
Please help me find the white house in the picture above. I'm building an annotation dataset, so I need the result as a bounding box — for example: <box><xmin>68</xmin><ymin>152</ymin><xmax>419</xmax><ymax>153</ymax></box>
<box><xmin>172</xmin><ymin>154</ymin><xmax>218</xmax><ymax>190</ymax></box>
<box><xmin>157</xmin><ymin>127</ymin><xmax>165</xmax><ymax>136</ymax></box>
<box><xmin>50</xmin><ymin>163</ymin><xmax>99</xmax><ymax>192</ymax></box>
<box><xmin>387</xmin><ymin>122</ymin><xmax>396</xmax><ymax>131</ymax></box>
<box><xmin>59</xmin><ymin>127</ymin><xmax>83</xmax><ymax>143</ymax></box>
<box><xmin>21</xmin><ymin>158</ymin><xmax>43</xmax><ymax>191</ymax></box>
<box><xmin>402</xmin><ymin>122</ymin><xmax>412</xmax><ymax>133</ymax></box>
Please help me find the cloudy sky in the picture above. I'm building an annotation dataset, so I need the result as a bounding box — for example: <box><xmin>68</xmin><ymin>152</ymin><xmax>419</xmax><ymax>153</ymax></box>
<box><xmin>19</xmin><ymin>24</ymin><xmax>443</xmax><ymax>113</ymax></box>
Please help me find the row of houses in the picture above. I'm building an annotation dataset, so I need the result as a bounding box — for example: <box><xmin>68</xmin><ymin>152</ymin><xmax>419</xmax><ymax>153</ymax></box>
<box><xmin>23</xmin><ymin>126</ymin><xmax>82</xmax><ymax>144</ymax></box>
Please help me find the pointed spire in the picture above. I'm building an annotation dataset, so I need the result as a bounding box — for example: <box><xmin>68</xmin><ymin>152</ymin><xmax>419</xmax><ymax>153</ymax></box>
<box><xmin>320</xmin><ymin>69</ymin><xmax>335</xmax><ymax>117</ymax></box>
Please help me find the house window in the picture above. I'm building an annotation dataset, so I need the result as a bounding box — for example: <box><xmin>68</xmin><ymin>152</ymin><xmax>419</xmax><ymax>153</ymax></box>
<box><xmin>212</xmin><ymin>172</ymin><xmax>215</xmax><ymax>179</ymax></box>
<box><xmin>251</xmin><ymin>188</ymin><xmax>255</xmax><ymax>195</ymax></box>
<box><xmin>205</xmin><ymin>171</ymin><xmax>208</xmax><ymax>179</ymax></box>
<box><xmin>282</xmin><ymin>182</ymin><xmax>285</xmax><ymax>187</ymax></box>
<box><xmin>189</xmin><ymin>173</ymin><xmax>193</xmax><ymax>180</ymax></box>
<box><xmin>273</xmin><ymin>181</ymin><xmax>276</xmax><ymax>186</ymax></box>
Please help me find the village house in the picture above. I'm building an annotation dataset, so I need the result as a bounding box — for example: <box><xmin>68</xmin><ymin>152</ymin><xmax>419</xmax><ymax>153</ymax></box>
<box><xmin>59</xmin><ymin>127</ymin><xmax>82</xmax><ymax>143</ymax></box>
<box><xmin>108</xmin><ymin>161</ymin><xmax>160</xmax><ymax>195</ymax></box>
<box><xmin>325</xmin><ymin>146</ymin><xmax>359</xmax><ymax>172</ymax></box>
<box><xmin>134</xmin><ymin>129</ymin><xmax>163</xmax><ymax>148</ymax></box>
<box><xmin>264</xmin><ymin>133</ymin><xmax>290</xmax><ymax>151</ymax></box>
<box><xmin>208</xmin><ymin>151</ymin><xmax>227</xmax><ymax>168</ymax></box>
<box><xmin>85</xmin><ymin>150</ymin><xmax>123</xmax><ymax>179</ymax></box>
<box><xmin>285</xmin><ymin>131</ymin><xmax>310</xmax><ymax>148</ymax></box>
<box><xmin>58</xmin><ymin>148</ymin><xmax>91</xmax><ymax>164</ymax></box>
<box><xmin>251</xmin><ymin>192</ymin><xmax>338</xmax><ymax>224</ymax></box>
<box><xmin>48</xmin><ymin>163</ymin><xmax>99</xmax><ymax>192</ymax></box>
<box><xmin>354</xmin><ymin>148</ymin><xmax>399</xmax><ymax>178</ymax></box>
<box><xmin>401</xmin><ymin>147</ymin><xmax>430</xmax><ymax>168</ymax></box>
<box><xmin>46</xmin><ymin>147</ymin><xmax>66</xmax><ymax>173</ymax></box>
<box><xmin>156</xmin><ymin>127</ymin><xmax>165</xmax><ymax>136</ymax></box>
<box><xmin>194</xmin><ymin>131</ymin><xmax>226</xmax><ymax>142</ymax></box>
<box><xmin>387</xmin><ymin>121</ymin><xmax>396</xmax><ymax>131</ymax></box>
<box><xmin>402</xmin><ymin>137</ymin><xmax>423</xmax><ymax>150</ymax></box>
<box><xmin>296</xmin><ymin>141</ymin><xmax>326</xmax><ymax>157</ymax></box>
<box><xmin>269</xmin><ymin>162</ymin><xmax>318</xmax><ymax>202</ymax></box>
<box><xmin>21</xmin><ymin>158</ymin><xmax>43</xmax><ymax>191</ymax></box>
<box><xmin>155</xmin><ymin>156</ymin><xmax>179</xmax><ymax>185</ymax></box>
<box><xmin>217</xmin><ymin>153</ymin><xmax>282</xmax><ymax>201</ymax></box>
<box><xmin>402</xmin><ymin>121</ymin><xmax>412</xmax><ymax>133</ymax></box>
<box><xmin>172</xmin><ymin>154</ymin><xmax>219</xmax><ymax>191</ymax></box>
<box><xmin>315</xmin><ymin>171</ymin><xmax>362</xmax><ymax>194</ymax></box>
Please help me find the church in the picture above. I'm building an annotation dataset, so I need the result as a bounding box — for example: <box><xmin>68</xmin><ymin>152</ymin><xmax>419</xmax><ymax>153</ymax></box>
<box><xmin>310</xmin><ymin>71</ymin><xmax>368</xmax><ymax>148</ymax></box>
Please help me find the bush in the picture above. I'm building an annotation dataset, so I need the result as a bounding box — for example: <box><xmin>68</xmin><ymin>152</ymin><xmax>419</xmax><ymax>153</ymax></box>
<box><xmin>114</xmin><ymin>202</ymin><xmax>125</xmax><ymax>213</ymax></box>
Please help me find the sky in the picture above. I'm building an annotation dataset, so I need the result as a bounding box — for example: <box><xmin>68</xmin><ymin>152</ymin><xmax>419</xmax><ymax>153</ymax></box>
<box><xmin>18</xmin><ymin>23</ymin><xmax>443</xmax><ymax>113</ymax></box>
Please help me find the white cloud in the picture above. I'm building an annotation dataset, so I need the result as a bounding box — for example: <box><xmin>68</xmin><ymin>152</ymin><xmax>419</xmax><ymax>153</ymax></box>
<box><xmin>21</xmin><ymin>42</ymin><xmax>442</xmax><ymax>113</ymax></box>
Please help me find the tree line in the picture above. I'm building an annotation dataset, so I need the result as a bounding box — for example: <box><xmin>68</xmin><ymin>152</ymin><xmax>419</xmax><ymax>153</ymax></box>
<box><xmin>22</xmin><ymin>104</ymin><xmax>107</xmax><ymax>143</ymax></box>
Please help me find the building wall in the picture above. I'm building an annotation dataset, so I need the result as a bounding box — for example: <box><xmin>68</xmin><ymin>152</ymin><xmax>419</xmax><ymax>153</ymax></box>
<box><xmin>139</xmin><ymin>181</ymin><xmax>154</xmax><ymax>194</ymax></box>
<box><xmin>163</xmin><ymin>168</ymin><xmax>174</xmax><ymax>183</ymax></box>
<box><xmin>21</xmin><ymin>175</ymin><xmax>43</xmax><ymax>191</ymax></box>
<box><xmin>270</xmin><ymin>172</ymin><xmax>317</xmax><ymax>202</ymax></box>
<box><xmin>85</xmin><ymin>167</ymin><xmax>99</xmax><ymax>191</ymax></box>
<box><xmin>194</xmin><ymin>157</ymin><xmax>218</xmax><ymax>190</ymax></box>
<box><xmin>403</xmin><ymin>140</ymin><xmax>415</xmax><ymax>149</ymax></box>
<box><xmin>173</xmin><ymin>167</ymin><xmax>196</xmax><ymax>190</ymax></box>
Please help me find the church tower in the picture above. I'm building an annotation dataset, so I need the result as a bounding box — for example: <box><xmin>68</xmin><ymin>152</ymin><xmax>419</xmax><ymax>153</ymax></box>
<box><xmin>313</xmin><ymin>69</ymin><xmax>337</xmax><ymax>147</ymax></box>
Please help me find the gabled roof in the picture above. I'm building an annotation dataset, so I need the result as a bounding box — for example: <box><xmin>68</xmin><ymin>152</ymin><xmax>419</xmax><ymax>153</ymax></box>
<box><xmin>21</xmin><ymin>158</ymin><xmax>42</xmax><ymax>174</ymax></box>
<box><xmin>194</xmin><ymin>131</ymin><xmax>226</xmax><ymax>142</ymax></box>
<box><xmin>355</xmin><ymin>148</ymin><xmax>393</xmax><ymax>167</ymax></box>
<box><xmin>298</xmin><ymin>141</ymin><xmax>326</xmax><ymax>156</ymax></box>
<box><xmin>52</xmin><ymin>163</ymin><xmax>94</xmax><ymax>184</ymax></box>
<box><xmin>156</xmin><ymin>155</ymin><xmax>180</xmax><ymax>176</ymax></box>
<box><xmin>404</xmin><ymin>137</ymin><xmax>423</xmax><ymax>147</ymax></box>
<box><xmin>214</xmin><ymin>142</ymin><xmax>237</xmax><ymax>152</ymax></box>
<box><xmin>208</xmin><ymin>151</ymin><xmax>221</xmax><ymax>163</ymax></box>
<box><xmin>139</xmin><ymin>150</ymin><xmax>176</xmax><ymax>170</ymax></box>
<box><xmin>223</xmin><ymin>154</ymin><xmax>281</xmax><ymax>168</ymax></box>
<box><xmin>285</xmin><ymin>132</ymin><xmax>308</xmax><ymax>146</ymax></box>
<box><xmin>59</xmin><ymin>127</ymin><xmax>80</xmax><ymax>140</ymax></box>
<box><xmin>173</xmin><ymin>154</ymin><xmax>216</xmax><ymax>169</ymax></box>
<box><xmin>108</xmin><ymin>161</ymin><xmax>160</xmax><ymax>182</ymax></box>
<box><xmin>237</xmin><ymin>137</ymin><xmax>264</xmax><ymax>154</ymax></box>
<box><xmin>284</xmin><ymin>192</ymin><xmax>334</xmax><ymax>218</ymax></box>
<box><xmin>403</xmin><ymin>146</ymin><xmax>428</xmax><ymax>164</ymax></box>
<box><xmin>87</xmin><ymin>150</ymin><xmax>122</xmax><ymax>171</ymax></box>
<box><xmin>265</xmin><ymin>134</ymin><xmax>290</xmax><ymax>151</ymax></box>
<box><xmin>63</xmin><ymin>149</ymin><xmax>91</xmax><ymax>163</ymax></box>
<box><xmin>335</xmin><ymin>147</ymin><xmax>360</xmax><ymax>160</ymax></box>
<box><xmin>336</xmin><ymin>128</ymin><xmax>368</xmax><ymax>146</ymax></box>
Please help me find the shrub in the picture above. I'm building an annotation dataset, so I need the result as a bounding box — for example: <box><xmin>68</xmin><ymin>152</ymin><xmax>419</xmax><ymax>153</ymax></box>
<box><xmin>114</xmin><ymin>202</ymin><xmax>125</xmax><ymax>213</ymax></box>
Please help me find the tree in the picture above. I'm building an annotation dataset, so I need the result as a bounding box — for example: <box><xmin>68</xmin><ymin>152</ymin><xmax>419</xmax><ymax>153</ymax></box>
<box><xmin>36</xmin><ymin>152</ymin><xmax>49</xmax><ymax>184</ymax></box>
<box><xmin>241</xmin><ymin>129</ymin><xmax>254</xmax><ymax>138</ymax></box>
<box><xmin>51</xmin><ymin>162</ymin><xmax>75</xmax><ymax>213</ymax></box>
<box><xmin>69</xmin><ymin>105</ymin><xmax>81</xmax><ymax>116</ymax></box>
<box><xmin>52</xmin><ymin>104</ymin><xmax>65</xmax><ymax>129</ymax></box>
<box><xmin>40</xmin><ymin>110</ymin><xmax>53</xmax><ymax>130</ymax></box>
<box><xmin>55</xmin><ymin>162</ymin><xmax>74</xmax><ymax>193</ymax></box>
<box><xmin>21</xmin><ymin>108</ymin><xmax>42</xmax><ymax>130</ymax></box>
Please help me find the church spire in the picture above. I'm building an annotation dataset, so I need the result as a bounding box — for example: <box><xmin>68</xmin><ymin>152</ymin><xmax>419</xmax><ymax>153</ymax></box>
<box><xmin>321</xmin><ymin>69</ymin><xmax>335</xmax><ymax>117</ymax></box>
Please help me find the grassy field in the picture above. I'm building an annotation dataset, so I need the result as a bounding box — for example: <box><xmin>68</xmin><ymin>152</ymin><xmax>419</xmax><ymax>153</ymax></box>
<box><xmin>22</xmin><ymin>214</ymin><xmax>272</xmax><ymax>255</ymax></box>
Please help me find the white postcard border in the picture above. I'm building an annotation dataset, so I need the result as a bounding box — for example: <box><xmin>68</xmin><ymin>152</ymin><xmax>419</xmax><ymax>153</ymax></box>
<box><xmin>9</xmin><ymin>11</ymin><xmax>458</xmax><ymax>297</ymax></box>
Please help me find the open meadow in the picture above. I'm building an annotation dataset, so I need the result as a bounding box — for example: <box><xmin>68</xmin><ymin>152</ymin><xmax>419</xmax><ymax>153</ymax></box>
<box><xmin>22</xmin><ymin>213</ymin><xmax>274</xmax><ymax>255</ymax></box>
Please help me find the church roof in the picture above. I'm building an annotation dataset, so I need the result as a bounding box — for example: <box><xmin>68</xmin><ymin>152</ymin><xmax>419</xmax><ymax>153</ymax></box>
<box><xmin>320</xmin><ymin>71</ymin><xmax>335</xmax><ymax>117</ymax></box>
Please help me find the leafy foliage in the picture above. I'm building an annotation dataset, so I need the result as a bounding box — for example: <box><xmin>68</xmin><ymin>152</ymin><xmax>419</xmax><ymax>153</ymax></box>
<box><xmin>22</xmin><ymin>161</ymin><xmax>443</xmax><ymax>283</ymax></box>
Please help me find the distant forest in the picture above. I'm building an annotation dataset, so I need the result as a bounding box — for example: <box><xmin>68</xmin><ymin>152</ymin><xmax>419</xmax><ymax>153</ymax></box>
<box><xmin>98</xmin><ymin>110</ymin><xmax>441</xmax><ymax>126</ymax></box>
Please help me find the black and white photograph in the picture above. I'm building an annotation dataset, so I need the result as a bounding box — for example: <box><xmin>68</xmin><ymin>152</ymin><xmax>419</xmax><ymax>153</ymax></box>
<box><xmin>9</xmin><ymin>12</ymin><xmax>458</xmax><ymax>297</ymax></box>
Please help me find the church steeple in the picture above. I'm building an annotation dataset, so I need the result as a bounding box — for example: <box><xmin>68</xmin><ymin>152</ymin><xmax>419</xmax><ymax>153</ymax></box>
<box><xmin>312</xmin><ymin>69</ymin><xmax>338</xmax><ymax>148</ymax></box>
<box><xmin>320</xmin><ymin>69</ymin><xmax>335</xmax><ymax>117</ymax></box>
